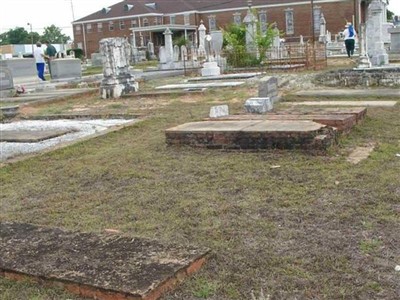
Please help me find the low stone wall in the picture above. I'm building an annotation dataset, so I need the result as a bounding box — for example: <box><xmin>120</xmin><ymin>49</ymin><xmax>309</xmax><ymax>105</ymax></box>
<box><xmin>313</xmin><ymin>68</ymin><xmax>400</xmax><ymax>87</ymax></box>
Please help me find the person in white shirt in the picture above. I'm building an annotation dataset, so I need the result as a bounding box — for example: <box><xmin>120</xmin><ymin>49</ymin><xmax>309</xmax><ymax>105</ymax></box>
<box><xmin>33</xmin><ymin>42</ymin><xmax>46</xmax><ymax>81</ymax></box>
<box><xmin>343</xmin><ymin>23</ymin><xmax>357</xmax><ymax>58</ymax></box>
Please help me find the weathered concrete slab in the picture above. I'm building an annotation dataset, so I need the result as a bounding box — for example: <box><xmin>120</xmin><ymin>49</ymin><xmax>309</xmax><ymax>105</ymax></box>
<box><xmin>0</xmin><ymin>222</ymin><xmax>209</xmax><ymax>300</ymax></box>
<box><xmin>346</xmin><ymin>145</ymin><xmax>375</xmax><ymax>164</ymax></box>
<box><xmin>155</xmin><ymin>82</ymin><xmax>244</xmax><ymax>90</ymax></box>
<box><xmin>0</xmin><ymin>129</ymin><xmax>73</xmax><ymax>142</ymax></box>
<box><xmin>187</xmin><ymin>73</ymin><xmax>259</xmax><ymax>81</ymax></box>
<box><xmin>292</xmin><ymin>89</ymin><xmax>400</xmax><ymax>98</ymax></box>
<box><xmin>209</xmin><ymin>114</ymin><xmax>358</xmax><ymax>133</ymax></box>
<box><xmin>166</xmin><ymin>120</ymin><xmax>337</xmax><ymax>151</ymax></box>
<box><xmin>0</xmin><ymin>88</ymin><xmax>96</xmax><ymax>104</ymax></box>
<box><xmin>273</xmin><ymin>107</ymin><xmax>367</xmax><ymax>122</ymax></box>
<box><xmin>284</xmin><ymin>101</ymin><xmax>397</xmax><ymax>107</ymax></box>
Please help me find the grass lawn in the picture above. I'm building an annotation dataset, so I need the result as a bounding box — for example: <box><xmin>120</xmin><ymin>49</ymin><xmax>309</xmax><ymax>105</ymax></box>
<box><xmin>0</xmin><ymin>74</ymin><xmax>399</xmax><ymax>300</ymax></box>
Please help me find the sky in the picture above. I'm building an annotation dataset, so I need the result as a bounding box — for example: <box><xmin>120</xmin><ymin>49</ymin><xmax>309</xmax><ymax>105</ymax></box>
<box><xmin>1</xmin><ymin>0</ymin><xmax>400</xmax><ymax>40</ymax></box>
<box><xmin>0</xmin><ymin>0</ymin><xmax>120</xmax><ymax>38</ymax></box>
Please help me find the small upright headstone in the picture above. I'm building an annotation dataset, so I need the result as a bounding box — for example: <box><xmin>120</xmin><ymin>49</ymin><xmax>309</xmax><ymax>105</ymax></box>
<box><xmin>159</xmin><ymin>46</ymin><xmax>167</xmax><ymax>63</ymax></box>
<box><xmin>244</xmin><ymin>97</ymin><xmax>273</xmax><ymax>114</ymax></box>
<box><xmin>0</xmin><ymin>67</ymin><xmax>14</xmax><ymax>90</ymax></box>
<box><xmin>181</xmin><ymin>45</ymin><xmax>188</xmax><ymax>61</ymax></box>
<box><xmin>258</xmin><ymin>76</ymin><xmax>279</xmax><ymax>103</ymax></box>
<box><xmin>173</xmin><ymin>45</ymin><xmax>180</xmax><ymax>62</ymax></box>
<box><xmin>0</xmin><ymin>67</ymin><xmax>14</xmax><ymax>98</ymax></box>
<box><xmin>91</xmin><ymin>53</ymin><xmax>103</xmax><ymax>67</ymax></box>
<box><xmin>209</xmin><ymin>105</ymin><xmax>229</xmax><ymax>118</ymax></box>
<box><xmin>99</xmin><ymin>37</ymin><xmax>139</xmax><ymax>99</ymax></box>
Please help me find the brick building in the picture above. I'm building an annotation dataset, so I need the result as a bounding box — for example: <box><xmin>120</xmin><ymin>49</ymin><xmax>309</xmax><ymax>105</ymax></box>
<box><xmin>72</xmin><ymin>0</ymin><xmax>357</xmax><ymax>58</ymax></box>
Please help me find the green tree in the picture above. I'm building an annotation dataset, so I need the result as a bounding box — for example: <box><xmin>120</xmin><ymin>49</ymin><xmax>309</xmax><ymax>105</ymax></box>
<box><xmin>222</xmin><ymin>13</ymin><xmax>278</xmax><ymax>67</ymax></box>
<box><xmin>254</xmin><ymin>23</ymin><xmax>278</xmax><ymax>62</ymax></box>
<box><xmin>387</xmin><ymin>9</ymin><xmax>394</xmax><ymax>22</ymax></box>
<box><xmin>0</xmin><ymin>27</ymin><xmax>39</xmax><ymax>45</ymax></box>
<box><xmin>41</xmin><ymin>25</ymin><xmax>70</xmax><ymax>43</ymax></box>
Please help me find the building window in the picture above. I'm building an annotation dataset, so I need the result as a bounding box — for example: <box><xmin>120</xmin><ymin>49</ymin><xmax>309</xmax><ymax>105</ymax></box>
<box><xmin>154</xmin><ymin>16</ymin><xmax>163</xmax><ymax>25</ymax></box>
<box><xmin>97</xmin><ymin>23</ymin><xmax>103</xmax><ymax>32</ymax></box>
<box><xmin>184</xmin><ymin>14</ymin><xmax>190</xmax><ymax>25</ymax></box>
<box><xmin>143</xmin><ymin>18</ymin><xmax>149</xmax><ymax>26</ymax></box>
<box><xmin>75</xmin><ymin>25</ymin><xmax>81</xmax><ymax>35</ymax></box>
<box><xmin>119</xmin><ymin>20</ymin><xmax>125</xmax><ymax>30</ymax></box>
<box><xmin>208</xmin><ymin>15</ymin><xmax>216</xmax><ymax>31</ymax></box>
<box><xmin>285</xmin><ymin>9</ymin><xmax>294</xmax><ymax>35</ymax></box>
<box><xmin>77</xmin><ymin>42</ymin><xmax>83</xmax><ymax>49</ymax></box>
<box><xmin>259</xmin><ymin>11</ymin><xmax>267</xmax><ymax>34</ymax></box>
<box><xmin>86</xmin><ymin>24</ymin><xmax>92</xmax><ymax>33</ymax></box>
<box><xmin>109</xmin><ymin>21</ymin><xmax>114</xmax><ymax>31</ymax></box>
<box><xmin>233</xmin><ymin>13</ymin><xmax>241</xmax><ymax>25</ymax></box>
<box><xmin>170</xmin><ymin>15</ymin><xmax>176</xmax><ymax>25</ymax></box>
<box><xmin>313</xmin><ymin>6</ymin><xmax>321</xmax><ymax>35</ymax></box>
<box><xmin>131</xmin><ymin>19</ymin><xmax>137</xmax><ymax>27</ymax></box>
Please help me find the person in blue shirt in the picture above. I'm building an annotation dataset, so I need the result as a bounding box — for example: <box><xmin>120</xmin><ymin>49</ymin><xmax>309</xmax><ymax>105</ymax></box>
<box><xmin>343</xmin><ymin>23</ymin><xmax>357</xmax><ymax>58</ymax></box>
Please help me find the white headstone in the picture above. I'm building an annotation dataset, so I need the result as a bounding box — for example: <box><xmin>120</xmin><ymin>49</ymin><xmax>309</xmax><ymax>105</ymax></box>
<box><xmin>244</xmin><ymin>97</ymin><xmax>273</xmax><ymax>114</ymax></box>
<box><xmin>366</xmin><ymin>0</ymin><xmax>389</xmax><ymax>66</ymax></box>
<box><xmin>198</xmin><ymin>20</ymin><xmax>207</xmax><ymax>57</ymax></box>
<box><xmin>163</xmin><ymin>28</ymin><xmax>174</xmax><ymax>63</ymax></box>
<box><xmin>173</xmin><ymin>45</ymin><xmax>180</xmax><ymax>62</ymax></box>
<box><xmin>209</xmin><ymin>105</ymin><xmax>229</xmax><ymax>118</ymax></box>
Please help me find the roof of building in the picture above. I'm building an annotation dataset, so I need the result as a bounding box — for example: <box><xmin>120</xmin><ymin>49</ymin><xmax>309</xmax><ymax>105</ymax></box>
<box><xmin>73</xmin><ymin>0</ymin><xmax>320</xmax><ymax>23</ymax></box>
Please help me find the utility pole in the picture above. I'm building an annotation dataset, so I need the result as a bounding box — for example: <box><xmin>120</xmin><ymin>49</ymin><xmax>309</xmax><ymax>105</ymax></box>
<box><xmin>27</xmin><ymin>23</ymin><xmax>33</xmax><ymax>54</ymax></box>
<box><xmin>310</xmin><ymin>0</ymin><xmax>317</xmax><ymax>69</ymax></box>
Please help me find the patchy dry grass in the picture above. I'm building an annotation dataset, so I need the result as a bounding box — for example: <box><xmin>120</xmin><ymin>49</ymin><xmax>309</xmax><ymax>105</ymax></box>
<box><xmin>0</xmin><ymin>73</ymin><xmax>399</xmax><ymax>300</ymax></box>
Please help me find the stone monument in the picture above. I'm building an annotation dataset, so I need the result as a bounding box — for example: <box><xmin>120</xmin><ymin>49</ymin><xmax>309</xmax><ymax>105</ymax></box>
<box><xmin>366</xmin><ymin>0</ymin><xmax>389</xmax><ymax>66</ymax></box>
<box><xmin>243</xmin><ymin>0</ymin><xmax>258</xmax><ymax>53</ymax></box>
<box><xmin>198</xmin><ymin>20</ymin><xmax>207</xmax><ymax>57</ymax></box>
<box><xmin>388</xmin><ymin>27</ymin><xmax>400</xmax><ymax>60</ymax></box>
<box><xmin>158</xmin><ymin>28</ymin><xmax>175</xmax><ymax>69</ymax></box>
<box><xmin>201</xmin><ymin>35</ymin><xmax>221</xmax><ymax>76</ymax></box>
<box><xmin>99</xmin><ymin>37</ymin><xmax>138</xmax><ymax>99</ymax></box>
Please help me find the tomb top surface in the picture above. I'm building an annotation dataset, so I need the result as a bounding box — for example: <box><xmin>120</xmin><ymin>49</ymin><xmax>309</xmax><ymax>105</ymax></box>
<box><xmin>285</xmin><ymin>101</ymin><xmax>397</xmax><ymax>107</ymax></box>
<box><xmin>0</xmin><ymin>222</ymin><xmax>209</xmax><ymax>299</ymax></box>
<box><xmin>293</xmin><ymin>89</ymin><xmax>400</xmax><ymax>97</ymax></box>
<box><xmin>166</xmin><ymin>120</ymin><xmax>325</xmax><ymax>133</ymax></box>
<box><xmin>155</xmin><ymin>81</ymin><xmax>244</xmax><ymax>90</ymax></box>
<box><xmin>0</xmin><ymin>129</ymin><xmax>73</xmax><ymax>142</ymax></box>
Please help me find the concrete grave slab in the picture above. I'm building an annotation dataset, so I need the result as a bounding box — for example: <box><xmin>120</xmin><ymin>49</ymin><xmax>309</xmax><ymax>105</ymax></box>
<box><xmin>292</xmin><ymin>89</ymin><xmax>400</xmax><ymax>98</ymax></box>
<box><xmin>187</xmin><ymin>72</ymin><xmax>259</xmax><ymax>82</ymax></box>
<box><xmin>0</xmin><ymin>119</ymin><xmax>138</xmax><ymax>162</ymax></box>
<box><xmin>284</xmin><ymin>101</ymin><xmax>397</xmax><ymax>107</ymax></box>
<box><xmin>0</xmin><ymin>129</ymin><xmax>74</xmax><ymax>142</ymax></box>
<box><xmin>346</xmin><ymin>145</ymin><xmax>375</xmax><ymax>164</ymax></box>
<box><xmin>155</xmin><ymin>82</ymin><xmax>244</xmax><ymax>90</ymax></box>
<box><xmin>0</xmin><ymin>222</ymin><xmax>209</xmax><ymax>300</ymax></box>
<box><xmin>273</xmin><ymin>107</ymin><xmax>367</xmax><ymax>123</ymax></box>
<box><xmin>210</xmin><ymin>113</ymin><xmax>358</xmax><ymax>133</ymax></box>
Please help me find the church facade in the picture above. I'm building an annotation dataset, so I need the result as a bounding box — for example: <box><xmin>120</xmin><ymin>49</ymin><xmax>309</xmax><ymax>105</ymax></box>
<box><xmin>72</xmin><ymin>0</ymin><xmax>360</xmax><ymax>58</ymax></box>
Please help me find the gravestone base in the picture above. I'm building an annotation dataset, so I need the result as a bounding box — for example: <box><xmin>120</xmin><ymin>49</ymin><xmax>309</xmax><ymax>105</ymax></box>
<box><xmin>0</xmin><ymin>106</ymin><xmax>19</xmax><ymax>119</ymax></box>
<box><xmin>201</xmin><ymin>62</ymin><xmax>221</xmax><ymax>77</ymax></box>
<box><xmin>100</xmin><ymin>75</ymin><xmax>139</xmax><ymax>99</ymax></box>
<box><xmin>166</xmin><ymin>120</ymin><xmax>337</xmax><ymax>152</ymax></box>
<box><xmin>244</xmin><ymin>97</ymin><xmax>273</xmax><ymax>114</ymax></box>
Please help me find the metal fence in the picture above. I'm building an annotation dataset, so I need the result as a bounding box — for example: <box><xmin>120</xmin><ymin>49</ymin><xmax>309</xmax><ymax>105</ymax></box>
<box><xmin>223</xmin><ymin>42</ymin><xmax>327</xmax><ymax>72</ymax></box>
